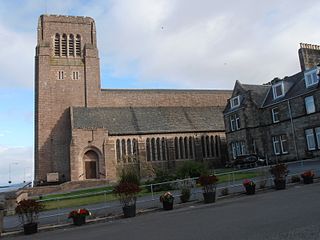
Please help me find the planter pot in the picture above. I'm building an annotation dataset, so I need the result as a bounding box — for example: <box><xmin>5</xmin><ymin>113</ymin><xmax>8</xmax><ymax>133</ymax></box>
<box><xmin>162</xmin><ymin>201</ymin><xmax>173</xmax><ymax>210</ymax></box>
<box><xmin>123</xmin><ymin>204</ymin><xmax>136</xmax><ymax>218</ymax></box>
<box><xmin>203</xmin><ymin>192</ymin><xmax>216</xmax><ymax>203</ymax></box>
<box><xmin>245</xmin><ymin>185</ymin><xmax>255</xmax><ymax>195</ymax></box>
<box><xmin>302</xmin><ymin>176</ymin><xmax>314</xmax><ymax>184</ymax></box>
<box><xmin>274</xmin><ymin>179</ymin><xmax>286</xmax><ymax>190</ymax></box>
<box><xmin>72</xmin><ymin>216</ymin><xmax>86</xmax><ymax>226</ymax></box>
<box><xmin>23</xmin><ymin>222</ymin><xmax>38</xmax><ymax>235</ymax></box>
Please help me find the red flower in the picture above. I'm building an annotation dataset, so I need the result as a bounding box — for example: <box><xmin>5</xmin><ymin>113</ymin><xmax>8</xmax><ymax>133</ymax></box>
<box><xmin>301</xmin><ymin>170</ymin><xmax>315</xmax><ymax>178</ymax></box>
<box><xmin>68</xmin><ymin>209</ymin><xmax>91</xmax><ymax>219</ymax></box>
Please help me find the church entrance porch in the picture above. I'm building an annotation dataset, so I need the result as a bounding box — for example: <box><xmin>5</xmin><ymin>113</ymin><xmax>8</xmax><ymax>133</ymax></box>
<box><xmin>83</xmin><ymin>150</ymin><xmax>99</xmax><ymax>179</ymax></box>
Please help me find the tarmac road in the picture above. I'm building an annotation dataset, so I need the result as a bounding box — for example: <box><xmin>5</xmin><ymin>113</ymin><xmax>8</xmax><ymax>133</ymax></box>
<box><xmin>5</xmin><ymin>181</ymin><xmax>320</xmax><ymax>240</ymax></box>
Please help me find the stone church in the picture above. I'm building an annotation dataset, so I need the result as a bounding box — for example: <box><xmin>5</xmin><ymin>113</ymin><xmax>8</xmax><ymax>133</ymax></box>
<box><xmin>34</xmin><ymin>15</ymin><xmax>232</xmax><ymax>185</ymax></box>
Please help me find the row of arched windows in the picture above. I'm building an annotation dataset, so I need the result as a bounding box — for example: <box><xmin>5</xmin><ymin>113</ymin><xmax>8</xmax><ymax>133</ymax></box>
<box><xmin>201</xmin><ymin>135</ymin><xmax>220</xmax><ymax>158</ymax></box>
<box><xmin>146</xmin><ymin>137</ymin><xmax>169</xmax><ymax>162</ymax></box>
<box><xmin>115</xmin><ymin>135</ymin><xmax>220</xmax><ymax>163</ymax></box>
<box><xmin>116</xmin><ymin>139</ymin><xmax>139</xmax><ymax>163</ymax></box>
<box><xmin>174</xmin><ymin>136</ymin><xmax>195</xmax><ymax>160</ymax></box>
<box><xmin>54</xmin><ymin>33</ymin><xmax>81</xmax><ymax>57</ymax></box>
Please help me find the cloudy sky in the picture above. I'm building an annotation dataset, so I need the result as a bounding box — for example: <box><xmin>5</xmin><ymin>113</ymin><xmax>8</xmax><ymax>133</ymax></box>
<box><xmin>0</xmin><ymin>0</ymin><xmax>319</xmax><ymax>185</ymax></box>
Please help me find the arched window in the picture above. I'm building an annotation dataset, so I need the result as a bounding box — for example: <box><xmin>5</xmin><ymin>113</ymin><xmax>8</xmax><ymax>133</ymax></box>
<box><xmin>151</xmin><ymin>138</ymin><xmax>156</xmax><ymax>161</ymax></box>
<box><xmin>127</xmin><ymin>139</ymin><xmax>132</xmax><ymax>162</ymax></box>
<box><xmin>174</xmin><ymin>137</ymin><xmax>179</xmax><ymax>159</ymax></box>
<box><xmin>179</xmin><ymin>137</ymin><xmax>184</xmax><ymax>159</ymax></box>
<box><xmin>201</xmin><ymin>136</ymin><xmax>206</xmax><ymax>158</ymax></box>
<box><xmin>132</xmin><ymin>138</ymin><xmax>138</xmax><ymax>162</ymax></box>
<box><xmin>54</xmin><ymin>33</ymin><xmax>60</xmax><ymax>56</ymax></box>
<box><xmin>161</xmin><ymin>138</ymin><xmax>166</xmax><ymax>161</ymax></box>
<box><xmin>156</xmin><ymin>138</ymin><xmax>161</xmax><ymax>161</ymax></box>
<box><xmin>121</xmin><ymin>139</ymin><xmax>126</xmax><ymax>162</ymax></box>
<box><xmin>215</xmin><ymin>136</ymin><xmax>220</xmax><ymax>157</ymax></box>
<box><xmin>206</xmin><ymin>136</ymin><xmax>210</xmax><ymax>158</ymax></box>
<box><xmin>116</xmin><ymin>139</ymin><xmax>121</xmax><ymax>162</ymax></box>
<box><xmin>189</xmin><ymin>137</ymin><xmax>194</xmax><ymax>159</ymax></box>
<box><xmin>146</xmin><ymin>138</ymin><xmax>151</xmax><ymax>161</ymax></box>
<box><xmin>184</xmin><ymin>137</ymin><xmax>189</xmax><ymax>159</ymax></box>
<box><xmin>76</xmin><ymin>34</ymin><xmax>81</xmax><ymax>56</ymax></box>
<box><xmin>210</xmin><ymin>136</ymin><xmax>215</xmax><ymax>157</ymax></box>
<box><xmin>69</xmin><ymin>34</ymin><xmax>74</xmax><ymax>56</ymax></box>
<box><xmin>61</xmin><ymin>34</ymin><xmax>67</xmax><ymax>56</ymax></box>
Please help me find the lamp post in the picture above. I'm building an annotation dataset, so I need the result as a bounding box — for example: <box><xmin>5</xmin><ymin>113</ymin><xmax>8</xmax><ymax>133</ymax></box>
<box><xmin>8</xmin><ymin>162</ymin><xmax>19</xmax><ymax>184</ymax></box>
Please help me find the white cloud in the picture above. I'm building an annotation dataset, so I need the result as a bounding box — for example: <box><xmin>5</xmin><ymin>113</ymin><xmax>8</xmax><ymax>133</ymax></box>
<box><xmin>94</xmin><ymin>0</ymin><xmax>320</xmax><ymax>88</ymax></box>
<box><xmin>0</xmin><ymin>0</ymin><xmax>320</xmax><ymax>89</ymax></box>
<box><xmin>0</xmin><ymin>23</ymin><xmax>35</xmax><ymax>88</ymax></box>
<box><xmin>0</xmin><ymin>145</ymin><xmax>33</xmax><ymax>185</ymax></box>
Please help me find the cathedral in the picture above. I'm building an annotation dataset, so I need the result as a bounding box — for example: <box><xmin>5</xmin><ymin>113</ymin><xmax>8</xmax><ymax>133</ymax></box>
<box><xmin>34</xmin><ymin>15</ymin><xmax>231</xmax><ymax>185</ymax></box>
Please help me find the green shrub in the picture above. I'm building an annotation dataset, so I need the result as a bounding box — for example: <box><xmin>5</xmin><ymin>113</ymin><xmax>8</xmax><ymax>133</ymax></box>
<box><xmin>177</xmin><ymin>161</ymin><xmax>207</xmax><ymax>178</ymax></box>
<box><xmin>145</xmin><ymin>169</ymin><xmax>177</xmax><ymax>192</ymax></box>
<box><xmin>119</xmin><ymin>168</ymin><xmax>140</xmax><ymax>185</ymax></box>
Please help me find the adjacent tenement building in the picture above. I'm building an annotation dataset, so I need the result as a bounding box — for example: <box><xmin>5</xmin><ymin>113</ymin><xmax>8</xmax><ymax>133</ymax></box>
<box><xmin>224</xmin><ymin>43</ymin><xmax>320</xmax><ymax>163</ymax></box>
<box><xmin>34</xmin><ymin>15</ymin><xmax>232</xmax><ymax>185</ymax></box>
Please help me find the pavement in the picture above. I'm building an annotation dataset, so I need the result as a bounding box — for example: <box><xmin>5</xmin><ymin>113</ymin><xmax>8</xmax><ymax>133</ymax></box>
<box><xmin>3</xmin><ymin>181</ymin><xmax>320</xmax><ymax>239</ymax></box>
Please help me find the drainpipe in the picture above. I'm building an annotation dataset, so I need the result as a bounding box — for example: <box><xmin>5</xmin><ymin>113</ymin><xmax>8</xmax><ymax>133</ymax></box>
<box><xmin>287</xmin><ymin>100</ymin><xmax>299</xmax><ymax>163</ymax></box>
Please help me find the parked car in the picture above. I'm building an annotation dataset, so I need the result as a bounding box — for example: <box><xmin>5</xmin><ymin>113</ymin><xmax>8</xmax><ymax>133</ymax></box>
<box><xmin>230</xmin><ymin>154</ymin><xmax>265</xmax><ymax>169</ymax></box>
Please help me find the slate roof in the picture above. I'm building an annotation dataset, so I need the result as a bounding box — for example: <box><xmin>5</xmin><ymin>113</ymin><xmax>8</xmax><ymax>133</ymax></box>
<box><xmin>241</xmin><ymin>83</ymin><xmax>270</xmax><ymax>106</ymax></box>
<box><xmin>262</xmin><ymin>71</ymin><xmax>309</xmax><ymax>107</ymax></box>
<box><xmin>71</xmin><ymin>106</ymin><xmax>225</xmax><ymax>135</ymax></box>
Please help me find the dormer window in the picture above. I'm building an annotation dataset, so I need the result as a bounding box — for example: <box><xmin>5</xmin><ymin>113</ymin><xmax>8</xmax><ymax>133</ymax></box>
<box><xmin>230</xmin><ymin>96</ymin><xmax>240</xmax><ymax>109</ymax></box>
<box><xmin>304</xmin><ymin>68</ymin><xmax>319</xmax><ymax>88</ymax></box>
<box><xmin>272</xmin><ymin>82</ymin><xmax>284</xmax><ymax>99</ymax></box>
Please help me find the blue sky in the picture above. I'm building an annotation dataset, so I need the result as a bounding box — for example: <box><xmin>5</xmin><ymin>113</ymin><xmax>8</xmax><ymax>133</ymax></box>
<box><xmin>0</xmin><ymin>0</ymin><xmax>320</xmax><ymax>185</ymax></box>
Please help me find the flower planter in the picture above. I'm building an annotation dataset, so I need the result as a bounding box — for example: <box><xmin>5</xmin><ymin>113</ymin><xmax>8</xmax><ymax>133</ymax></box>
<box><xmin>203</xmin><ymin>192</ymin><xmax>215</xmax><ymax>203</ymax></box>
<box><xmin>245</xmin><ymin>185</ymin><xmax>255</xmax><ymax>195</ymax></box>
<box><xmin>123</xmin><ymin>204</ymin><xmax>136</xmax><ymax>218</ymax></box>
<box><xmin>302</xmin><ymin>176</ymin><xmax>313</xmax><ymax>184</ymax></box>
<box><xmin>162</xmin><ymin>201</ymin><xmax>173</xmax><ymax>210</ymax></box>
<box><xmin>274</xmin><ymin>179</ymin><xmax>286</xmax><ymax>190</ymax></box>
<box><xmin>23</xmin><ymin>222</ymin><xmax>38</xmax><ymax>235</ymax></box>
<box><xmin>72</xmin><ymin>216</ymin><xmax>86</xmax><ymax>226</ymax></box>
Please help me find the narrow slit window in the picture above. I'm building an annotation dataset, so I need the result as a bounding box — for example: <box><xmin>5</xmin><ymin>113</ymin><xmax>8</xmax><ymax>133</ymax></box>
<box><xmin>61</xmin><ymin>34</ymin><xmax>67</xmax><ymax>56</ymax></box>
<box><xmin>58</xmin><ymin>71</ymin><xmax>64</xmax><ymax>80</ymax></box>
<box><xmin>72</xmin><ymin>71</ymin><xmax>79</xmax><ymax>80</ymax></box>
<box><xmin>76</xmin><ymin>35</ymin><xmax>81</xmax><ymax>57</ymax></box>
<box><xmin>54</xmin><ymin>34</ymin><xmax>60</xmax><ymax>56</ymax></box>
<box><xmin>69</xmin><ymin>34</ymin><xmax>74</xmax><ymax>56</ymax></box>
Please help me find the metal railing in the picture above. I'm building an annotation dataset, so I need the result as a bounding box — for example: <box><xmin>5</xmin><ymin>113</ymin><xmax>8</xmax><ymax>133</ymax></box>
<box><xmin>3</xmin><ymin>158</ymin><xmax>320</xmax><ymax>232</ymax></box>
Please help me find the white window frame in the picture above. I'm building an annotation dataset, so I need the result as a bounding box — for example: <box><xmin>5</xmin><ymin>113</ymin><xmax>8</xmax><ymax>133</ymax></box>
<box><xmin>316</xmin><ymin>127</ymin><xmax>320</xmax><ymax>150</ymax></box>
<box><xmin>272</xmin><ymin>107</ymin><xmax>280</xmax><ymax>123</ymax></box>
<box><xmin>280</xmin><ymin>135</ymin><xmax>288</xmax><ymax>154</ymax></box>
<box><xmin>235</xmin><ymin>114</ymin><xmax>240</xmax><ymax>130</ymax></box>
<box><xmin>272</xmin><ymin>82</ymin><xmax>284</xmax><ymax>99</ymax></box>
<box><xmin>305</xmin><ymin>96</ymin><xmax>315</xmax><ymax>114</ymax></box>
<box><xmin>58</xmin><ymin>70</ymin><xmax>64</xmax><ymax>80</ymax></box>
<box><xmin>231</xmin><ymin>143</ymin><xmax>236</xmax><ymax>159</ymax></box>
<box><xmin>304</xmin><ymin>69</ymin><xmax>319</xmax><ymax>88</ymax></box>
<box><xmin>305</xmin><ymin>129</ymin><xmax>316</xmax><ymax>150</ymax></box>
<box><xmin>272</xmin><ymin>136</ymin><xmax>281</xmax><ymax>155</ymax></box>
<box><xmin>72</xmin><ymin>71</ymin><xmax>80</xmax><ymax>80</ymax></box>
<box><xmin>230</xmin><ymin>96</ymin><xmax>240</xmax><ymax>109</ymax></box>
<box><xmin>230</xmin><ymin>115</ymin><xmax>236</xmax><ymax>131</ymax></box>
<box><xmin>241</xmin><ymin>142</ymin><xmax>246</xmax><ymax>155</ymax></box>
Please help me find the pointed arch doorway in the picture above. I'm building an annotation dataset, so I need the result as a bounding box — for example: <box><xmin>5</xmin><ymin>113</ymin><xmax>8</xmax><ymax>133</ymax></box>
<box><xmin>83</xmin><ymin>150</ymin><xmax>99</xmax><ymax>179</ymax></box>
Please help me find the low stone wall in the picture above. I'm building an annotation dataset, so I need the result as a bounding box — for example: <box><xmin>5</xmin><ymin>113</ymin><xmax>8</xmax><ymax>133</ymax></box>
<box><xmin>24</xmin><ymin>179</ymin><xmax>111</xmax><ymax>197</ymax></box>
